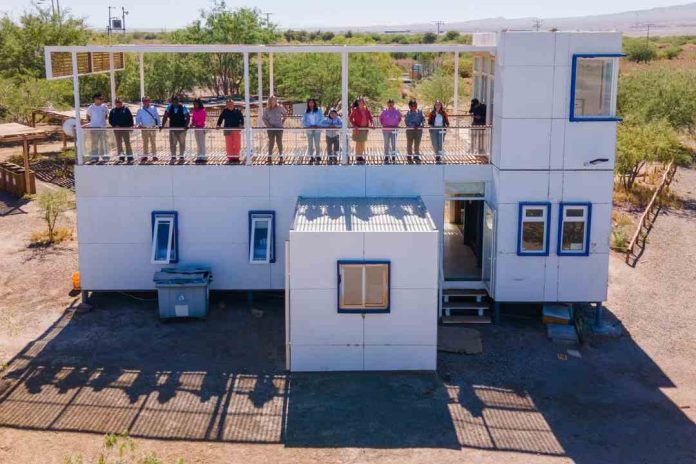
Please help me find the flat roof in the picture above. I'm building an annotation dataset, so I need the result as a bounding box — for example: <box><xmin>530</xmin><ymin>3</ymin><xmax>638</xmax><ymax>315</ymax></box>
<box><xmin>292</xmin><ymin>196</ymin><xmax>437</xmax><ymax>233</ymax></box>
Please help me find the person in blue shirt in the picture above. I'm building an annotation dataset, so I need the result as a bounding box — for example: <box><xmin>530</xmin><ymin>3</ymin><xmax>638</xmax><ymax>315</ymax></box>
<box><xmin>404</xmin><ymin>99</ymin><xmax>425</xmax><ymax>163</ymax></box>
<box><xmin>322</xmin><ymin>108</ymin><xmax>342</xmax><ymax>164</ymax></box>
<box><xmin>135</xmin><ymin>97</ymin><xmax>161</xmax><ymax>162</ymax></box>
<box><xmin>302</xmin><ymin>98</ymin><xmax>323</xmax><ymax>164</ymax></box>
<box><xmin>161</xmin><ymin>96</ymin><xmax>190</xmax><ymax>161</ymax></box>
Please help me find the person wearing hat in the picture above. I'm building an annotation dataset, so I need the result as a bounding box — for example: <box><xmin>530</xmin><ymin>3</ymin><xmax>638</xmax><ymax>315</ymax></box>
<box><xmin>84</xmin><ymin>93</ymin><xmax>109</xmax><ymax>162</ymax></box>
<box><xmin>161</xmin><ymin>95</ymin><xmax>190</xmax><ymax>161</ymax></box>
<box><xmin>322</xmin><ymin>108</ymin><xmax>343</xmax><ymax>164</ymax></box>
<box><xmin>109</xmin><ymin>98</ymin><xmax>134</xmax><ymax>162</ymax></box>
<box><xmin>136</xmin><ymin>97</ymin><xmax>161</xmax><ymax>162</ymax></box>
<box><xmin>379</xmin><ymin>98</ymin><xmax>402</xmax><ymax>163</ymax></box>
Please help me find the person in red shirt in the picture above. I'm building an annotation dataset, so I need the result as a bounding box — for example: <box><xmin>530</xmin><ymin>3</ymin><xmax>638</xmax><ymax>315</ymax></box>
<box><xmin>349</xmin><ymin>97</ymin><xmax>373</xmax><ymax>163</ymax></box>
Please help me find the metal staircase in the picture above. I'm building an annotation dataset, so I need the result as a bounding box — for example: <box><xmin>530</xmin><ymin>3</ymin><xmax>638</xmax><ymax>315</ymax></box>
<box><xmin>441</xmin><ymin>289</ymin><xmax>492</xmax><ymax>324</ymax></box>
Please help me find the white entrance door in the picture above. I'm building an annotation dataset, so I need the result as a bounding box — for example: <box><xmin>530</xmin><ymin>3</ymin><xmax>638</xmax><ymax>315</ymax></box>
<box><xmin>481</xmin><ymin>201</ymin><xmax>497</xmax><ymax>296</ymax></box>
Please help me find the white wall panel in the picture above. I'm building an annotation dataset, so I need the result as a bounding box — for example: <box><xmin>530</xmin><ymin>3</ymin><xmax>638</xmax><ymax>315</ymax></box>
<box><xmin>363</xmin><ymin>232</ymin><xmax>438</xmax><ymax>289</ymax></box>
<box><xmin>493</xmin><ymin>254</ymin><xmax>546</xmax><ymax>302</ymax></box>
<box><xmin>421</xmin><ymin>196</ymin><xmax>444</xmax><ymax>237</ymax></box>
<box><xmin>289</xmin><ymin>289</ymin><xmax>363</xmax><ymax>345</ymax></box>
<box><xmin>499</xmin><ymin>66</ymin><xmax>554</xmax><ymax>119</ymax></box>
<box><xmin>557</xmin><ymin>253</ymin><xmax>609</xmax><ymax>302</ymax></box>
<box><xmin>553</xmin><ymin>33</ymin><xmax>572</xmax><ymax>66</ymax></box>
<box><xmin>495</xmin><ymin>203</ymin><xmax>521</xmax><ymax>255</ymax></box>
<box><xmin>363</xmin><ymin>289</ymin><xmax>438</xmax><ymax>345</ymax></box>
<box><xmin>589</xmin><ymin>203</ymin><xmax>612</xmax><ymax>254</ymax></box>
<box><xmin>551</xmin><ymin>66</ymin><xmax>570</xmax><ymax>120</ymax></box>
<box><xmin>499</xmin><ymin>119</ymin><xmax>552</xmax><ymax>170</ymax></box>
<box><xmin>366</xmin><ymin>165</ymin><xmax>444</xmax><ymax>197</ymax></box>
<box><xmin>76</xmin><ymin>166</ymin><xmax>173</xmax><ymax>197</ymax></box>
<box><xmin>364</xmin><ymin>345</ymin><xmax>435</xmax><ymax>371</ymax></box>
<box><xmin>563</xmin><ymin>121</ymin><xmax>617</xmax><ymax>170</ymax></box>
<box><xmin>172</xmin><ymin>166</ymin><xmax>269</xmax><ymax>197</ymax></box>
<box><xmin>543</xmin><ymin>254</ymin><xmax>559</xmax><ymax>301</ymax></box>
<box><xmin>549</xmin><ymin>120</ymin><xmax>566</xmax><ymax>170</ymax></box>
<box><xmin>77</xmin><ymin>196</ymin><xmax>173</xmax><ymax>244</ymax></box>
<box><xmin>289</xmin><ymin>231</ymin><xmax>363</xmax><ymax>290</ymax></box>
<box><xmin>79</xmin><ymin>243</ymin><xmax>159</xmax><ymax>290</ymax></box>
<box><xmin>495</xmin><ymin>171</ymin><xmax>550</xmax><ymax>204</ymax></box>
<box><xmin>443</xmin><ymin>164</ymin><xmax>492</xmax><ymax>183</ymax></box>
<box><xmin>548</xmin><ymin>172</ymin><xmax>563</xmax><ymax>202</ymax></box>
<box><xmin>181</xmin><ymin>241</ymin><xmax>271</xmax><ymax>290</ymax></box>
<box><xmin>501</xmin><ymin>32</ymin><xmax>556</xmax><ymax>67</ymax></box>
<box><xmin>270</xmin><ymin>165</ymin><xmax>366</xmax><ymax>198</ymax></box>
<box><xmin>291</xmin><ymin>345</ymin><xmax>363</xmax><ymax>372</ymax></box>
<box><xmin>568</xmin><ymin>32</ymin><xmax>623</xmax><ymax>57</ymax></box>
<box><xmin>562</xmin><ymin>170</ymin><xmax>614</xmax><ymax>204</ymax></box>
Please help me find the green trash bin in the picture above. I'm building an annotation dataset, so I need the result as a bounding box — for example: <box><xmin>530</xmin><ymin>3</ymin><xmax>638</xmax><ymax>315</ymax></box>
<box><xmin>153</xmin><ymin>266</ymin><xmax>212</xmax><ymax>319</ymax></box>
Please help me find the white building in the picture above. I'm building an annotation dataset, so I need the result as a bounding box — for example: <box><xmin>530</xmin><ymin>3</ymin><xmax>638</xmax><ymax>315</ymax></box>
<box><xmin>45</xmin><ymin>31</ymin><xmax>622</xmax><ymax>371</ymax></box>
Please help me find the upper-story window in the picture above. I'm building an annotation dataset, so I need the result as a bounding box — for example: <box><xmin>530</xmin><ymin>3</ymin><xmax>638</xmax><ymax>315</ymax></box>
<box><xmin>570</xmin><ymin>54</ymin><xmax>622</xmax><ymax>121</ymax></box>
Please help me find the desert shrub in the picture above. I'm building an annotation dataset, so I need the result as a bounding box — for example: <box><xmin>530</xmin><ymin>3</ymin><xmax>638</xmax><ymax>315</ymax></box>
<box><xmin>662</xmin><ymin>45</ymin><xmax>682</xmax><ymax>60</ymax></box>
<box><xmin>34</xmin><ymin>189</ymin><xmax>72</xmax><ymax>244</ymax></box>
<box><xmin>64</xmin><ymin>433</ymin><xmax>184</xmax><ymax>464</ymax></box>
<box><xmin>611</xmin><ymin>225</ymin><xmax>630</xmax><ymax>252</ymax></box>
<box><xmin>624</xmin><ymin>39</ymin><xmax>658</xmax><ymax>63</ymax></box>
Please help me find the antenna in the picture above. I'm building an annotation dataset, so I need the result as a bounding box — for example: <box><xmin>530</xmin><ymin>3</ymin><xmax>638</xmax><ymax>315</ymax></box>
<box><xmin>632</xmin><ymin>22</ymin><xmax>657</xmax><ymax>42</ymax></box>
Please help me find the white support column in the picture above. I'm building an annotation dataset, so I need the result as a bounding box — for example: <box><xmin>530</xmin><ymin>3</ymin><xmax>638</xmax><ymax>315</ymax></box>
<box><xmin>257</xmin><ymin>53</ymin><xmax>264</xmax><ymax>126</ymax></box>
<box><xmin>138</xmin><ymin>52</ymin><xmax>145</xmax><ymax>101</ymax></box>
<box><xmin>71</xmin><ymin>51</ymin><xmax>83</xmax><ymax>165</ymax></box>
<box><xmin>243</xmin><ymin>52</ymin><xmax>252</xmax><ymax>165</ymax></box>
<box><xmin>109</xmin><ymin>52</ymin><xmax>116</xmax><ymax>106</ymax></box>
<box><xmin>269</xmin><ymin>52</ymin><xmax>274</xmax><ymax>96</ymax></box>
<box><xmin>341</xmin><ymin>50</ymin><xmax>349</xmax><ymax>165</ymax></box>
<box><xmin>453</xmin><ymin>51</ymin><xmax>460</xmax><ymax>120</ymax></box>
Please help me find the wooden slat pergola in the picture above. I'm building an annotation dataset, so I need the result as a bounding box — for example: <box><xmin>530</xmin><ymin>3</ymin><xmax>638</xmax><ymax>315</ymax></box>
<box><xmin>0</xmin><ymin>123</ymin><xmax>60</xmax><ymax>189</ymax></box>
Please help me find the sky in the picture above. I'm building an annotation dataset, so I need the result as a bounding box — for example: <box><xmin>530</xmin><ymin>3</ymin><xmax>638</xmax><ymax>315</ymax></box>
<box><xmin>0</xmin><ymin>0</ymin><xmax>689</xmax><ymax>30</ymax></box>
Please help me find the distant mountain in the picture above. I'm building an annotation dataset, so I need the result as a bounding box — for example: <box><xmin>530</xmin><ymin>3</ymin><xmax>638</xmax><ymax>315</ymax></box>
<box><xmin>337</xmin><ymin>2</ymin><xmax>696</xmax><ymax>37</ymax></box>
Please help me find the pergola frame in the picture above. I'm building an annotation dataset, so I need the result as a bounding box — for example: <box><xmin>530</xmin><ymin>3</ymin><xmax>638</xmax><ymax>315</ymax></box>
<box><xmin>45</xmin><ymin>44</ymin><xmax>496</xmax><ymax>165</ymax></box>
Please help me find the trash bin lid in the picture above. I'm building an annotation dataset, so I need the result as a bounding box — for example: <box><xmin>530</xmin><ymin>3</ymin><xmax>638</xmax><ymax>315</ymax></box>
<box><xmin>154</xmin><ymin>266</ymin><xmax>212</xmax><ymax>286</ymax></box>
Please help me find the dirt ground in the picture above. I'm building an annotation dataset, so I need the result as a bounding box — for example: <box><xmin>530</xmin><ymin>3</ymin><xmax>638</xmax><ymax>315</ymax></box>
<box><xmin>0</xmin><ymin>169</ymin><xmax>695</xmax><ymax>464</ymax></box>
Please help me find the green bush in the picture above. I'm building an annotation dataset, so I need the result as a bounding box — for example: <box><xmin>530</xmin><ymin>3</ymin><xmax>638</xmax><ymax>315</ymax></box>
<box><xmin>624</xmin><ymin>40</ymin><xmax>658</xmax><ymax>63</ymax></box>
<box><xmin>662</xmin><ymin>45</ymin><xmax>681</xmax><ymax>60</ymax></box>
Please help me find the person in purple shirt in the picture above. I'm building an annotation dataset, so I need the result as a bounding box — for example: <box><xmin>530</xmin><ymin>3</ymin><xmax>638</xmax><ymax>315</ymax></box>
<box><xmin>379</xmin><ymin>98</ymin><xmax>402</xmax><ymax>163</ymax></box>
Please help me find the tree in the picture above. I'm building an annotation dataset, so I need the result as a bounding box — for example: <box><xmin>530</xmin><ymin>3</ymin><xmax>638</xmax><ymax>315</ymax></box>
<box><xmin>36</xmin><ymin>189</ymin><xmax>70</xmax><ymax>244</ymax></box>
<box><xmin>443</xmin><ymin>31</ymin><xmax>460</xmax><ymax>41</ymax></box>
<box><xmin>616</xmin><ymin>119</ymin><xmax>687</xmax><ymax>190</ymax></box>
<box><xmin>413</xmin><ymin>70</ymin><xmax>468</xmax><ymax>109</ymax></box>
<box><xmin>0</xmin><ymin>77</ymin><xmax>72</xmax><ymax>124</ymax></box>
<box><xmin>175</xmin><ymin>3</ymin><xmax>278</xmax><ymax>96</ymax></box>
<box><xmin>422</xmin><ymin>32</ymin><xmax>438</xmax><ymax>44</ymax></box>
<box><xmin>624</xmin><ymin>39</ymin><xmax>657</xmax><ymax>63</ymax></box>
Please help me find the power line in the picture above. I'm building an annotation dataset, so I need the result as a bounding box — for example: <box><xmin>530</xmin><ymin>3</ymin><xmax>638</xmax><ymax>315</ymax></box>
<box><xmin>532</xmin><ymin>18</ymin><xmax>542</xmax><ymax>32</ymax></box>
<box><xmin>433</xmin><ymin>21</ymin><xmax>445</xmax><ymax>35</ymax></box>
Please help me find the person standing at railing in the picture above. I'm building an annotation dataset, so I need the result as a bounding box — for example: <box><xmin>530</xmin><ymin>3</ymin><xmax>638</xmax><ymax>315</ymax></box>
<box><xmin>379</xmin><ymin>98</ymin><xmax>402</xmax><ymax>164</ymax></box>
<box><xmin>262</xmin><ymin>96</ymin><xmax>287</xmax><ymax>163</ymax></box>
<box><xmin>428</xmin><ymin>100</ymin><xmax>450</xmax><ymax>163</ymax></box>
<box><xmin>322</xmin><ymin>108</ymin><xmax>342</xmax><ymax>165</ymax></box>
<box><xmin>217</xmin><ymin>99</ymin><xmax>244</xmax><ymax>163</ymax></box>
<box><xmin>190</xmin><ymin>99</ymin><xmax>207</xmax><ymax>163</ymax></box>
<box><xmin>349</xmin><ymin>97</ymin><xmax>373</xmax><ymax>164</ymax></box>
<box><xmin>84</xmin><ymin>93</ymin><xmax>109</xmax><ymax>163</ymax></box>
<box><xmin>470</xmin><ymin>98</ymin><xmax>487</xmax><ymax>154</ymax></box>
<box><xmin>404</xmin><ymin>99</ymin><xmax>425</xmax><ymax>163</ymax></box>
<box><xmin>108</xmin><ymin>98</ymin><xmax>134</xmax><ymax>163</ymax></box>
<box><xmin>161</xmin><ymin>96</ymin><xmax>190</xmax><ymax>162</ymax></box>
<box><xmin>303</xmin><ymin>98</ymin><xmax>323</xmax><ymax>164</ymax></box>
<box><xmin>135</xmin><ymin>97</ymin><xmax>161</xmax><ymax>162</ymax></box>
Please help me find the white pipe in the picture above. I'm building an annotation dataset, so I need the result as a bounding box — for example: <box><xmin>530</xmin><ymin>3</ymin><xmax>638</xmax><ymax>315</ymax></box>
<box><xmin>257</xmin><ymin>53</ymin><xmax>263</xmax><ymax>126</ymax></box>
<box><xmin>109</xmin><ymin>52</ymin><xmax>116</xmax><ymax>106</ymax></box>
<box><xmin>139</xmin><ymin>52</ymin><xmax>145</xmax><ymax>101</ymax></box>
<box><xmin>341</xmin><ymin>50</ymin><xmax>349</xmax><ymax>165</ymax></box>
<box><xmin>71</xmin><ymin>51</ymin><xmax>83</xmax><ymax>165</ymax></box>
<box><xmin>269</xmin><ymin>52</ymin><xmax>274</xmax><ymax>96</ymax></box>
<box><xmin>453</xmin><ymin>51</ymin><xmax>459</xmax><ymax>117</ymax></box>
<box><xmin>243</xmin><ymin>52</ymin><xmax>252</xmax><ymax>165</ymax></box>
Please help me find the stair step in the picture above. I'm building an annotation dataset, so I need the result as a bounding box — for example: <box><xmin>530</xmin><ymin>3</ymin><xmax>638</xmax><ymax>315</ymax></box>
<box><xmin>442</xmin><ymin>303</ymin><xmax>490</xmax><ymax>311</ymax></box>
<box><xmin>442</xmin><ymin>315</ymin><xmax>492</xmax><ymax>324</ymax></box>
<box><xmin>443</xmin><ymin>289</ymin><xmax>488</xmax><ymax>297</ymax></box>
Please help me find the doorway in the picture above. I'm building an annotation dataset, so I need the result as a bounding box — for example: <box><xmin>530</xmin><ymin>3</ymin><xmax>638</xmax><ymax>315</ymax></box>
<box><xmin>444</xmin><ymin>199</ymin><xmax>483</xmax><ymax>281</ymax></box>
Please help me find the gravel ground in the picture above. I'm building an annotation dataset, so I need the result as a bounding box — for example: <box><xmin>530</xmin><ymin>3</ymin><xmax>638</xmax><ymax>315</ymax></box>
<box><xmin>0</xmin><ymin>169</ymin><xmax>694</xmax><ymax>464</ymax></box>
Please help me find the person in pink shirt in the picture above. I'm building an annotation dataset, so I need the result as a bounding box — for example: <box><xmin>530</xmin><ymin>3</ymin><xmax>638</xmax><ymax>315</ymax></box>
<box><xmin>190</xmin><ymin>99</ymin><xmax>207</xmax><ymax>162</ymax></box>
<box><xmin>379</xmin><ymin>98</ymin><xmax>402</xmax><ymax>163</ymax></box>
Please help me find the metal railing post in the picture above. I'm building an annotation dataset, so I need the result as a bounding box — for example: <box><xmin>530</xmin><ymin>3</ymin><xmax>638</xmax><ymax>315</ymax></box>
<box><xmin>71</xmin><ymin>51</ymin><xmax>83</xmax><ymax>165</ymax></box>
<box><xmin>243</xmin><ymin>52</ymin><xmax>252</xmax><ymax>165</ymax></box>
<box><xmin>341</xmin><ymin>50</ymin><xmax>349</xmax><ymax>165</ymax></box>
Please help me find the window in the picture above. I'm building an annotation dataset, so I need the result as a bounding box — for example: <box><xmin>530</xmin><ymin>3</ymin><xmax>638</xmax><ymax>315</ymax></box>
<box><xmin>517</xmin><ymin>202</ymin><xmax>551</xmax><ymax>256</ymax></box>
<box><xmin>570</xmin><ymin>54</ymin><xmax>622</xmax><ymax>121</ymax></box>
<box><xmin>337</xmin><ymin>261</ymin><xmax>390</xmax><ymax>313</ymax></box>
<box><xmin>151</xmin><ymin>211</ymin><xmax>178</xmax><ymax>264</ymax></box>
<box><xmin>558</xmin><ymin>203</ymin><xmax>592</xmax><ymax>256</ymax></box>
<box><xmin>249</xmin><ymin>211</ymin><xmax>275</xmax><ymax>264</ymax></box>
<box><xmin>445</xmin><ymin>182</ymin><xmax>485</xmax><ymax>199</ymax></box>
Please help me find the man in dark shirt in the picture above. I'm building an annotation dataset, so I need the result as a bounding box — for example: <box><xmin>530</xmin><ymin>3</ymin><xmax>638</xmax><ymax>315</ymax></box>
<box><xmin>108</xmin><ymin>98</ymin><xmax>134</xmax><ymax>162</ymax></box>
<box><xmin>469</xmin><ymin>98</ymin><xmax>487</xmax><ymax>154</ymax></box>
<box><xmin>161</xmin><ymin>96</ymin><xmax>190</xmax><ymax>161</ymax></box>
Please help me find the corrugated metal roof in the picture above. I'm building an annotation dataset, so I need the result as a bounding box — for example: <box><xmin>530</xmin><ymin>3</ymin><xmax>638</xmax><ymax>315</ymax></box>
<box><xmin>293</xmin><ymin>197</ymin><xmax>437</xmax><ymax>232</ymax></box>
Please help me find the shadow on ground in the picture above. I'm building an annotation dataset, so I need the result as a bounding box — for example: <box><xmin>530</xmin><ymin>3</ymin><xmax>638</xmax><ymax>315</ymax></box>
<box><xmin>0</xmin><ymin>293</ymin><xmax>694</xmax><ymax>462</ymax></box>
<box><xmin>0</xmin><ymin>191</ymin><xmax>29</xmax><ymax>217</ymax></box>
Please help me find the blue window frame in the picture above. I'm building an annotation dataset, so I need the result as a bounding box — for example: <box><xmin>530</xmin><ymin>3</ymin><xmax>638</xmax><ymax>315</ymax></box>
<box><xmin>337</xmin><ymin>260</ymin><xmax>390</xmax><ymax>314</ymax></box>
<box><xmin>557</xmin><ymin>203</ymin><xmax>592</xmax><ymax>256</ymax></box>
<box><xmin>249</xmin><ymin>211</ymin><xmax>275</xmax><ymax>264</ymax></box>
<box><xmin>517</xmin><ymin>202</ymin><xmax>551</xmax><ymax>256</ymax></box>
<box><xmin>569</xmin><ymin>54</ymin><xmax>623</xmax><ymax>122</ymax></box>
<box><xmin>151</xmin><ymin>211</ymin><xmax>179</xmax><ymax>264</ymax></box>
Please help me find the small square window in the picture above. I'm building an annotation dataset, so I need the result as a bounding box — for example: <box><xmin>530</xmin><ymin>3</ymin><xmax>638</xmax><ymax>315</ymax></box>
<box><xmin>558</xmin><ymin>203</ymin><xmax>592</xmax><ymax>256</ymax></box>
<box><xmin>249</xmin><ymin>211</ymin><xmax>275</xmax><ymax>264</ymax></box>
<box><xmin>517</xmin><ymin>203</ymin><xmax>550</xmax><ymax>256</ymax></box>
<box><xmin>570</xmin><ymin>54</ymin><xmax>622</xmax><ymax>121</ymax></box>
<box><xmin>338</xmin><ymin>261</ymin><xmax>390</xmax><ymax>313</ymax></box>
<box><xmin>151</xmin><ymin>211</ymin><xmax>178</xmax><ymax>264</ymax></box>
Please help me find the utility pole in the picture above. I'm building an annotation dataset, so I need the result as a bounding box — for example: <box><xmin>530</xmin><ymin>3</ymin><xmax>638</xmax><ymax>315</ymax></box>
<box><xmin>533</xmin><ymin>18</ymin><xmax>542</xmax><ymax>32</ymax></box>
<box><xmin>263</xmin><ymin>12</ymin><xmax>273</xmax><ymax>26</ymax></box>
<box><xmin>433</xmin><ymin>20</ymin><xmax>445</xmax><ymax>35</ymax></box>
